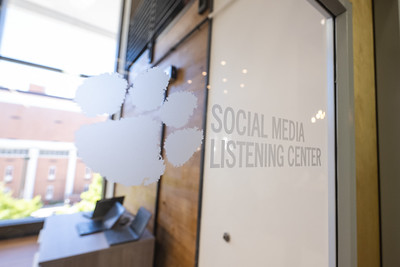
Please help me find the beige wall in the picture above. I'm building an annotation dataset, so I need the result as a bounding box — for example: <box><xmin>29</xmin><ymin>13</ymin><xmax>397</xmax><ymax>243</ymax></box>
<box><xmin>349</xmin><ymin>0</ymin><xmax>381</xmax><ymax>266</ymax></box>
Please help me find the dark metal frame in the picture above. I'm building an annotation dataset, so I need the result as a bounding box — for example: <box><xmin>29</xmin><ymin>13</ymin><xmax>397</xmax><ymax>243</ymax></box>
<box><xmin>0</xmin><ymin>56</ymin><xmax>90</xmax><ymax>78</ymax></box>
<box><xmin>373</xmin><ymin>0</ymin><xmax>400</xmax><ymax>266</ymax></box>
<box><xmin>317</xmin><ymin>0</ymin><xmax>346</xmax><ymax>16</ymax></box>
<box><xmin>195</xmin><ymin>3</ymin><xmax>213</xmax><ymax>266</ymax></box>
<box><xmin>115</xmin><ymin>0</ymin><xmax>127</xmax><ymax>75</ymax></box>
<box><xmin>198</xmin><ymin>0</ymin><xmax>208</xmax><ymax>14</ymax></box>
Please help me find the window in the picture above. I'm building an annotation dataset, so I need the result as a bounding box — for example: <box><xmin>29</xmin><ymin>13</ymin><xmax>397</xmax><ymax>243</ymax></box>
<box><xmin>84</xmin><ymin>167</ymin><xmax>92</xmax><ymax>180</ymax></box>
<box><xmin>4</xmin><ymin>166</ymin><xmax>13</xmax><ymax>183</ymax></box>
<box><xmin>3</xmin><ymin>187</ymin><xmax>11</xmax><ymax>194</ymax></box>
<box><xmin>40</xmin><ymin>150</ymin><xmax>69</xmax><ymax>157</ymax></box>
<box><xmin>0</xmin><ymin>149</ymin><xmax>28</xmax><ymax>157</ymax></box>
<box><xmin>48</xmin><ymin>166</ymin><xmax>56</xmax><ymax>181</ymax></box>
<box><xmin>83</xmin><ymin>183</ymin><xmax>90</xmax><ymax>192</ymax></box>
<box><xmin>0</xmin><ymin>0</ymin><xmax>123</xmax><ymax>78</ymax></box>
<box><xmin>0</xmin><ymin>0</ymin><xmax>122</xmax><ymax>220</ymax></box>
<box><xmin>45</xmin><ymin>185</ymin><xmax>54</xmax><ymax>200</ymax></box>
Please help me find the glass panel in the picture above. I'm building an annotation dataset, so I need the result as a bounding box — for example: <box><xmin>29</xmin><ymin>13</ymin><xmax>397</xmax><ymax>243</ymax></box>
<box><xmin>0</xmin><ymin>0</ymin><xmax>121</xmax><ymax>220</ymax></box>
<box><xmin>0</xmin><ymin>0</ymin><xmax>122</xmax><ymax>76</ymax></box>
<box><xmin>200</xmin><ymin>0</ymin><xmax>335</xmax><ymax>266</ymax></box>
<box><xmin>4</xmin><ymin>166</ymin><xmax>13</xmax><ymax>182</ymax></box>
<box><xmin>0</xmin><ymin>60</ymin><xmax>84</xmax><ymax>98</ymax></box>
<box><xmin>84</xmin><ymin>167</ymin><xmax>91</xmax><ymax>179</ymax></box>
<box><xmin>45</xmin><ymin>185</ymin><xmax>54</xmax><ymax>200</ymax></box>
<box><xmin>48</xmin><ymin>166</ymin><xmax>56</xmax><ymax>180</ymax></box>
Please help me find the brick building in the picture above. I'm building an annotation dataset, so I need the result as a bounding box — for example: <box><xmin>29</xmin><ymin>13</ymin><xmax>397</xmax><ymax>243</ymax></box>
<box><xmin>0</xmin><ymin>87</ymin><xmax>104</xmax><ymax>204</ymax></box>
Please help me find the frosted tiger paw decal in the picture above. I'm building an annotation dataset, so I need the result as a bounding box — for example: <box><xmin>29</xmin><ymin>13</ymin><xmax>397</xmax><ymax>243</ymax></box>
<box><xmin>74</xmin><ymin>67</ymin><xmax>203</xmax><ymax>186</ymax></box>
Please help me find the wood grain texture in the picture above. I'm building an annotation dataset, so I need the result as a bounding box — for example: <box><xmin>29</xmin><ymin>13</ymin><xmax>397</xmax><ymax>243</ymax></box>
<box><xmin>348</xmin><ymin>0</ymin><xmax>381</xmax><ymax>266</ymax></box>
<box><xmin>0</xmin><ymin>235</ymin><xmax>39</xmax><ymax>267</ymax></box>
<box><xmin>115</xmin><ymin>1</ymin><xmax>209</xmax><ymax>266</ymax></box>
<box><xmin>114</xmin><ymin>182</ymin><xmax>158</xmax><ymax>233</ymax></box>
<box><xmin>153</xmin><ymin>24</ymin><xmax>208</xmax><ymax>263</ymax></box>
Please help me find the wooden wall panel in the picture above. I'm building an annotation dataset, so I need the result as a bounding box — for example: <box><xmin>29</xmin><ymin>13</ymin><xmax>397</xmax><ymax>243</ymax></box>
<box><xmin>114</xmin><ymin>181</ymin><xmax>158</xmax><ymax>233</ymax></box>
<box><xmin>348</xmin><ymin>0</ymin><xmax>381</xmax><ymax>266</ymax></box>
<box><xmin>115</xmin><ymin>2</ymin><xmax>209</xmax><ymax>266</ymax></box>
<box><xmin>154</xmin><ymin>25</ymin><xmax>208</xmax><ymax>266</ymax></box>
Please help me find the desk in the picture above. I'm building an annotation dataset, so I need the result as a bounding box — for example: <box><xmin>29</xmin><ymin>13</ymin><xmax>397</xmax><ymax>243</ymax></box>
<box><xmin>37</xmin><ymin>213</ymin><xmax>154</xmax><ymax>267</ymax></box>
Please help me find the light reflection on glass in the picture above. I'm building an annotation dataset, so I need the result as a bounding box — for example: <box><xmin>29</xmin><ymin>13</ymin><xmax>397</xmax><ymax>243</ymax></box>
<box><xmin>187</xmin><ymin>80</ymin><xmax>193</xmax><ymax>84</ymax></box>
<box><xmin>223</xmin><ymin>90</ymin><xmax>228</xmax><ymax>94</ymax></box>
<box><xmin>222</xmin><ymin>78</ymin><xmax>227</xmax><ymax>83</ymax></box>
<box><xmin>242</xmin><ymin>69</ymin><xmax>248</xmax><ymax>74</ymax></box>
<box><xmin>312</xmin><ymin>110</ymin><xmax>326</xmax><ymax>123</ymax></box>
<box><xmin>240</xmin><ymin>83</ymin><xmax>245</xmax><ymax>88</ymax></box>
<box><xmin>202</xmin><ymin>71</ymin><xmax>207</xmax><ymax>76</ymax></box>
<box><xmin>220</xmin><ymin>60</ymin><xmax>227</xmax><ymax>66</ymax></box>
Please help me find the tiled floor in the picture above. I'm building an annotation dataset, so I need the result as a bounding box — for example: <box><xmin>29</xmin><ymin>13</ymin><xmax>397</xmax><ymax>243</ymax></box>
<box><xmin>0</xmin><ymin>235</ymin><xmax>38</xmax><ymax>267</ymax></box>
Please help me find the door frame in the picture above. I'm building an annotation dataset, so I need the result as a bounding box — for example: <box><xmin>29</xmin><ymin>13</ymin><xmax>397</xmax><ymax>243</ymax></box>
<box><xmin>195</xmin><ymin>0</ymin><xmax>356</xmax><ymax>266</ymax></box>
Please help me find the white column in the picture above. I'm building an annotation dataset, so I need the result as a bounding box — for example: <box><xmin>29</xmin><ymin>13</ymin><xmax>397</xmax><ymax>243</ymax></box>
<box><xmin>64</xmin><ymin>149</ymin><xmax>77</xmax><ymax>198</ymax></box>
<box><xmin>23</xmin><ymin>148</ymin><xmax>39</xmax><ymax>200</ymax></box>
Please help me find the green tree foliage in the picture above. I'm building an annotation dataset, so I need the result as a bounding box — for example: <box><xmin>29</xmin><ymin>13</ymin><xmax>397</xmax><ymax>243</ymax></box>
<box><xmin>74</xmin><ymin>173</ymin><xmax>102</xmax><ymax>212</ymax></box>
<box><xmin>57</xmin><ymin>174</ymin><xmax>103</xmax><ymax>214</ymax></box>
<box><xmin>0</xmin><ymin>183</ymin><xmax>42</xmax><ymax>220</ymax></box>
